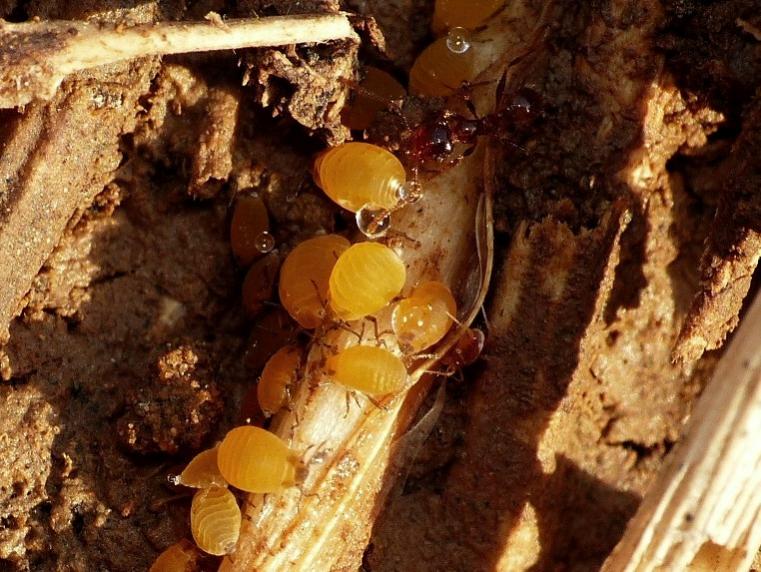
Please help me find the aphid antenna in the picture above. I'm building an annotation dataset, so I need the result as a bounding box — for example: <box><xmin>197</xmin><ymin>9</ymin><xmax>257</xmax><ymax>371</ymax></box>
<box><xmin>479</xmin><ymin>305</ymin><xmax>492</xmax><ymax>334</ymax></box>
<box><xmin>445</xmin><ymin>310</ymin><xmax>463</xmax><ymax>326</ymax></box>
<box><xmin>150</xmin><ymin>492</ymin><xmax>192</xmax><ymax>511</ymax></box>
<box><xmin>339</xmin><ymin>76</ymin><xmax>406</xmax><ymax>115</ymax></box>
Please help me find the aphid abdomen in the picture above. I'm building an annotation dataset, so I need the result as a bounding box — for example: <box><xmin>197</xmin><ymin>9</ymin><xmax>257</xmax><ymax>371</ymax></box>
<box><xmin>149</xmin><ymin>539</ymin><xmax>198</xmax><ymax>572</ymax></box>
<box><xmin>409</xmin><ymin>37</ymin><xmax>477</xmax><ymax>97</ymax></box>
<box><xmin>230</xmin><ymin>195</ymin><xmax>270</xmax><ymax>266</ymax></box>
<box><xmin>392</xmin><ymin>281</ymin><xmax>457</xmax><ymax>353</ymax></box>
<box><xmin>314</xmin><ymin>143</ymin><xmax>406</xmax><ymax>212</ymax></box>
<box><xmin>279</xmin><ymin>234</ymin><xmax>351</xmax><ymax>329</ymax></box>
<box><xmin>257</xmin><ymin>345</ymin><xmax>302</xmax><ymax>416</ymax></box>
<box><xmin>329</xmin><ymin>242</ymin><xmax>407</xmax><ymax>321</ymax></box>
<box><xmin>328</xmin><ymin>345</ymin><xmax>408</xmax><ymax>396</ymax></box>
<box><xmin>177</xmin><ymin>447</ymin><xmax>227</xmax><ymax>489</ymax></box>
<box><xmin>190</xmin><ymin>486</ymin><xmax>241</xmax><ymax>556</ymax></box>
<box><xmin>217</xmin><ymin>426</ymin><xmax>297</xmax><ymax>493</ymax></box>
<box><xmin>342</xmin><ymin>67</ymin><xmax>407</xmax><ymax>131</ymax></box>
<box><xmin>432</xmin><ymin>0</ymin><xmax>504</xmax><ymax>34</ymax></box>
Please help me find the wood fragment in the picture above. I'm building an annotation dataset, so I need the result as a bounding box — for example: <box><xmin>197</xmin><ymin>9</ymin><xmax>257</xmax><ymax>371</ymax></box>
<box><xmin>603</xmin><ymin>290</ymin><xmax>761</xmax><ymax>572</ymax></box>
<box><xmin>0</xmin><ymin>13</ymin><xmax>358</xmax><ymax>108</ymax></box>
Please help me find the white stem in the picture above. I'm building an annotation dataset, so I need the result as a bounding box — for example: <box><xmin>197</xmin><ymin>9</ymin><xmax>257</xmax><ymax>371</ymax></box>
<box><xmin>0</xmin><ymin>13</ymin><xmax>357</xmax><ymax>107</ymax></box>
<box><xmin>603</xmin><ymin>290</ymin><xmax>761</xmax><ymax>572</ymax></box>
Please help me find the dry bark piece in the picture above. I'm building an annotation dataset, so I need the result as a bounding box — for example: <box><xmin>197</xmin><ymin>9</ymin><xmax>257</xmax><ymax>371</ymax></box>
<box><xmin>603</xmin><ymin>289</ymin><xmax>761</xmax><ymax>572</ymax></box>
<box><xmin>673</xmin><ymin>97</ymin><xmax>761</xmax><ymax>364</ymax></box>
<box><xmin>0</xmin><ymin>13</ymin><xmax>358</xmax><ymax>109</ymax></box>
<box><xmin>0</xmin><ymin>57</ymin><xmax>158</xmax><ymax>341</ymax></box>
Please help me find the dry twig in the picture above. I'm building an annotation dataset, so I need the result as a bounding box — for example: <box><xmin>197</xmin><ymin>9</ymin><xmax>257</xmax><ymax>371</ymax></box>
<box><xmin>603</xmin><ymin>290</ymin><xmax>761</xmax><ymax>571</ymax></box>
<box><xmin>0</xmin><ymin>13</ymin><xmax>357</xmax><ymax>108</ymax></box>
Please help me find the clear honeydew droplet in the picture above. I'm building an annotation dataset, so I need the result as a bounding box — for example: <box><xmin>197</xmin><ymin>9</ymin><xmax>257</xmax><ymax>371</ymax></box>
<box><xmin>446</xmin><ymin>27</ymin><xmax>471</xmax><ymax>54</ymax></box>
<box><xmin>356</xmin><ymin>204</ymin><xmax>391</xmax><ymax>239</ymax></box>
<box><xmin>396</xmin><ymin>180</ymin><xmax>423</xmax><ymax>204</ymax></box>
<box><xmin>255</xmin><ymin>231</ymin><xmax>276</xmax><ymax>253</ymax></box>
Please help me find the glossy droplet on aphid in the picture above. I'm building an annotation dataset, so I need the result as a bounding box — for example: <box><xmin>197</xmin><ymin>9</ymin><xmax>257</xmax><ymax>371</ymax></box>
<box><xmin>190</xmin><ymin>486</ymin><xmax>241</xmax><ymax>556</ymax></box>
<box><xmin>279</xmin><ymin>234</ymin><xmax>351</xmax><ymax>329</ymax></box>
<box><xmin>314</xmin><ymin>142</ymin><xmax>405</xmax><ymax>212</ymax></box>
<box><xmin>177</xmin><ymin>447</ymin><xmax>227</xmax><ymax>489</ymax></box>
<box><xmin>257</xmin><ymin>345</ymin><xmax>302</xmax><ymax>416</ymax></box>
<box><xmin>329</xmin><ymin>242</ymin><xmax>407</xmax><ymax>321</ymax></box>
<box><xmin>149</xmin><ymin>539</ymin><xmax>198</xmax><ymax>572</ymax></box>
<box><xmin>217</xmin><ymin>426</ymin><xmax>299</xmax><ymax>493</ymax></box>
<box><xmin>356</xmin><ymin>204</ymin><xmax>391</xmax><ymax>239</ymax></box>
<box><xmin>446</xmin><ymin>27</ymin><xmax>471</xmax><ymax>53</ymax></box>
<box><xmin>342</xmin><ymin>67</ymin><xmax>407</xmax><ymax>131</ymax></box>
<box><xmin>392</xmin><ymin>281</ymin><xmax>457</xmax><ymax>353</ymax></box>
<box><xmin>327</xmin><ymin>345</ymin><xmax>408</xmax><ymax>396</ymax></box>
<box><xmin>396</xmin><ymin>180</ymin><xmax>423</xmax><ymax>204</ymax></box>
<box><xmin>409</xmin><ymin>37</ymin><xmax>478</xmax><ymax>97</ymax></box>
<box><xmin>255</xmin><ymin>231</ymin><xmax>276</xmax><ymax>254</ymax></box>
<box><xmin>432</xmin><ymin>0</ymin><xmax>505</xmax><ymax>35</ymax></box>
<box><xmin>230</xmin><ymin>195</ymin><xmax>269</xmax><ymax>266</ymax></box>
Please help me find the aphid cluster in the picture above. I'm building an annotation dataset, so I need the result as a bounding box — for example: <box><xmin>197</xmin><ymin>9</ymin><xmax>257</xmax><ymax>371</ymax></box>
<box><xmin>151</xmin><ymin>1</ymin><xmax>505</xmax><ymax>565</ymax></box>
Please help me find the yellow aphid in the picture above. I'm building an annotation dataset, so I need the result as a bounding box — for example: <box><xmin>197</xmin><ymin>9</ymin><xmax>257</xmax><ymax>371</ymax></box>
<box><xmin>329</xmin><ymin>242</ymin><xmax>407</xmax><ymax>321</ymax></box>
<box><xmin>432</xmin><ymin>0</ymin><xmax>504</xmax><ymax>34</ymax></box>
<box><xmin>149</xmin><ymin>539</ymin><xmax>197</xmax><ymax>572</ymax></box>
<box><xmin>177</xmin><ymin>447</ymin><xmax>227</xmax><ymax>489</ymax></box>
<box><xmin>392</xmin><ymin>281</ymin><xmax>457</xmax><ymax>353</ymax></box>
<box><xmin>313</xmin><ymin>142</ymin><xmax>406</xmax><ymax>212</ymax></box>
<box><xmin>257</xmin><ymin>345</ymin><xmax>302</xmax><ymax>416</ymax></box>
<box><xmin>342</xmin><ymin>67</ymin><xmax>407</xmax><ymax>131</ymax></box>
<box><xmin>217</xmin><ymin>426</ymin><xmax>299</xmax><ymax>493</ymax></box>
<box><xmin>190</xmin><ymin>486</ymin><xmax>241</xmax><ymax>556</ymax></box>
<box><xmin>230</xmin><ymin>195</ymin><xmax>269</xmax><ymax>266</ymax></box>
<box><xmin>279</xmin><ymin>234</ymin><xmax>351</xmax><ymax>329</ymax></box>
<box><xmin>409</xmin><ymin>37</ymin><xmax>477</xmax><ymax>97</ymax></box>
<box><xmin>327</xmin><ymin>345</ymin><xmax>408</xmax><ymax>396</ymax></box>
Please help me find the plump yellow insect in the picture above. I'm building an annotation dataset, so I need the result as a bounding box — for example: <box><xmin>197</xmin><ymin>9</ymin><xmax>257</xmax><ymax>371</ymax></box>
<box><xmin>409</xmin><ymin>36</ymin><xmax>478</xmax><ymax>97</ymax></box>
<box><xmin>257</xmin><ymin>345</ymin><xmax>302</xmax><ymax>416</ymax></box>
<box><xmin>326</xmin><ymin>345</ymin><xmax>408</xmax><ymax>396</ymax></box>
<box><xmin>313</xmin><ymin>142</ymin><xmax>406</xmax><ymax>212</ymax></box>
<box><xmin>329</xmin><ymin>242</ymin><xmax>407</xmax><ymax>321</ymax></box>
<box><xmin>230</xmin><ymin>195</ymin><xmax>270</xmax><ymax>266</ymax></box>
<box><xmin>279</xmin><ymin>234</ymin><xmax>351</xmax><ymax>329</ymax></box>
<box><xmin>190</xmin><ymin>486</ymin><xmax>241</xmax><ymax>556</ymax></box>
<box><xmin>217</xmin><ymin>426</ymin><xmax>299</xmax><ymax>493</ymax></box>
<box><xmin>149</xmin><ymin>539</ymin><xmax>198</xmax><ymax>572</ymax></box>
<box><xmin>176</xmin><ymin>447</ymin><xmax>227</xmax><ymax>489</ymax></box>
<box><xmin>342</xmin><ymin>67</ymin><xmax>407</xmax><ymax>131</ymax></box>
<box><xmin>432</xmin><ymin>0</ymin><xmax>504</xmax><ymax>34</ymax></box>
<box><xmin>392</xmin><ymin>281</ymin><xmax>457</xmax><ymax>353</ymax></box>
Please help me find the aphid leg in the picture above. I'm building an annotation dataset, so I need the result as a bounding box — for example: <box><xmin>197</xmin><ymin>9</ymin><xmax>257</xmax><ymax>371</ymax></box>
<box><xmin>336</xmin><ymin>321</ymin><xmax>364</xmax><ymax>343</ymax></box>
<box><xmin>344</xmin><ymin>391</ymin><xmax>352</xmax><ymax>417</ymax></box>
<box><xmin>351</xmin><ymin>390</ymin><xmax>364</xmax><ymax>411</ymax></box>
<box><xmin>366</xmin><ymin>315</ymin><xmax>395</xmax><ymax>344</ymax></box>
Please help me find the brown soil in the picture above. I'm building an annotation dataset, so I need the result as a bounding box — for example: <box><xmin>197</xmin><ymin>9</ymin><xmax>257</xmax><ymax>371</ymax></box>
<box><xmin>0</xmin><ymin>1</ymin><xmax>759</xmax><ymax>571</ymax></box>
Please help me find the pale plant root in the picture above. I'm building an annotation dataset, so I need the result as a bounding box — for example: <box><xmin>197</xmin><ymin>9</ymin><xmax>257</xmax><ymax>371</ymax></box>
<box><xmin>219</xmin><ymin>3</ymin><xmax>547</xmax><ymax>571</ymax></box>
